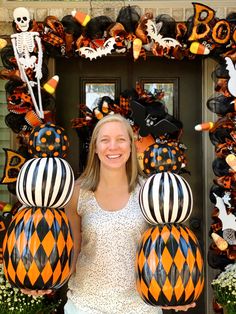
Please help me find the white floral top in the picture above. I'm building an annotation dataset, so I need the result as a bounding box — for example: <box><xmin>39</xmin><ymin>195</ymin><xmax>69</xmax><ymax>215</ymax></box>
<box><xmin>67</xmin><ymin>181</ymin><xmax>162</xmax><ymax>314</ymax></box>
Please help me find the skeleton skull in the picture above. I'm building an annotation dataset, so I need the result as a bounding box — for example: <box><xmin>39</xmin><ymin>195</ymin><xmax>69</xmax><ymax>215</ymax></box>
<box><xmin>13</xmin><ymin>7</ymin><xmax>30</xmax><ymax>32</ymax></box>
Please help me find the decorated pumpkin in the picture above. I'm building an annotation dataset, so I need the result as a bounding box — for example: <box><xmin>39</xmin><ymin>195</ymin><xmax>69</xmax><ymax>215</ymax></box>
<box><xmin>3</xmin><ymin>206</ymin><xmax>74</xmax><ymax>290</ymax></box>
<box><xmin>139</xmin><ymin>172</ymin><xmax>193</xmax><ymax>224</ymax></box>
<box><xmin>0</xmin><ymin>203</ymin><xmax>14</xmax><ymax>263</ymax></box>
<box><xmin>135</xmin><ymin>224</ymin><xmax>204</xmax><ymax>306</ymax></box>
<box><xmin>28</xmin><ymin>123</ymin><xmax>69</xmax><ymax>158</ymax></box>
<box><xmin>16</xmin><ymin>157</ymin><xmax>74</xmax><ymax>208</ymax></box>
<box><xmin>143</xmin><ymin>142</ymin><xmax>183</xmax><ymax>174</ymax></box>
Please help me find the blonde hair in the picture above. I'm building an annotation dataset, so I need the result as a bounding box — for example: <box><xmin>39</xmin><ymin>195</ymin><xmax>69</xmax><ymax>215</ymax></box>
<box><xmin>78</xmin><ymin>114</ymin><xmax>143</xmax><ymax>192</ymax></box>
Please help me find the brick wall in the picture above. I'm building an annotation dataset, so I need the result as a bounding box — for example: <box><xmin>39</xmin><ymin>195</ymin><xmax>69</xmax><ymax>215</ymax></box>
<box><xmin>0</xmin><ymin>60</ymin><xmax>11</xmax><ymax>203</ymax></box>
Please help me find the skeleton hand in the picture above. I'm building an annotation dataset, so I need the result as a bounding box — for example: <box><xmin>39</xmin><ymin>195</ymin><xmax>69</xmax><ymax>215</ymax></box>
<box><xmin>34</xmin><ymin>62</ymin><xmax>42</xmax><ymax>80</ymax></box>
<box><xmin>29</xmin><ymin>80</ymin><xmax>37</xmax><ymax>87</ymax></box>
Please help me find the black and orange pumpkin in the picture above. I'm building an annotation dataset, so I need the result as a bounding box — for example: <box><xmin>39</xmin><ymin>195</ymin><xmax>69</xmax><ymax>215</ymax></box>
<box><xmin>139</xmin><ymin>172</ymin><xmax>193</xmax><ymax>224</ymax></box>
<box><xmin>143</xmin><ymin>142</ymin><xmax>183</xmax><ymax>175</ymax></box>
<box><xmin>3</xmin><ymin>206</ymin><xmax>74</xmax><ymax>290</ymax></box>
<box><xmin>28</xmin><ymin>123</ymin><xmax>69</xmax><ymax>158</ymax></box>
<box><xmin>16</xmin><ymin>157</ymin><xmax>74</xmax><ymax>208</ymax></box>
<box><xmin>0</xmin><ymin>208</ymin><xmax>13</xmax><ymax>264</ymax></box>
<box><xmin>135</xmin><ymin>224</ymin><xmax>204</xmax><ymax>306</ymax></box>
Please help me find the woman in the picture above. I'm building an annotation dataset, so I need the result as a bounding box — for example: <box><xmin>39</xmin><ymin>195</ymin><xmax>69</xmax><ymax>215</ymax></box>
<box><xmin>63</xmin><ymin>114</ymin><xmax>195</xmax><ymax>313</ymax></box>
<box><xmin>22</xmin><ymin>114</ymin><xmax>195</xmax><ymax>313</ymax></box>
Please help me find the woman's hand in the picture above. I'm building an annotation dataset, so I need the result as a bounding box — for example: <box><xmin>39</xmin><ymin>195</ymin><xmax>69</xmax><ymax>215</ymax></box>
<box><xmin>162</xmin><ymin>302</ymin><xmax>196</xmax><ymax>312</ymax></box>
<box><xmin>21</xmin><ymin>289</ymin><xmax>52</xmax><ymax>296</ymax></box>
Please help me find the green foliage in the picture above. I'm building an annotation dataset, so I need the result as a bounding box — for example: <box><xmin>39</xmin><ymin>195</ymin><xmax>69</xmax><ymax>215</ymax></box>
<box><xmin>0</xmin><ymin>265</ymin><xmax>61</xmax><ymax>314</ymax></box>
<box><xmin>212</xmin><ymin>263</ymin><xmax>236</xmax><ymax>314</ymax></box>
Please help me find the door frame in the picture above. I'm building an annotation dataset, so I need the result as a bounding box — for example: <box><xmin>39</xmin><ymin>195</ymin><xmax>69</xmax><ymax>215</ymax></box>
<box><xmin>49</xmin><ymin>56</ymin><xmax>218</xmax><ymax>314</ymax></box>
<box><xmin>202</xmin><ymin>58</ymin><xmax>219</xmax><ymax>314</ymax></box>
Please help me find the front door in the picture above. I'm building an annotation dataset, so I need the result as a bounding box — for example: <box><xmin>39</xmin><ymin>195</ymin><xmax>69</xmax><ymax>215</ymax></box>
<box><xmin>56</xmin><ymin>55</ymin><xmax>204</xmax><ymax>314</ymax></box>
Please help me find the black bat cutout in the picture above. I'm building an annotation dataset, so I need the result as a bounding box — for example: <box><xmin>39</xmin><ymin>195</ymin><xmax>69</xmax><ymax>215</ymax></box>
<box><xmin>131</xmin><ymin>100</ymin><xmax>179</xmax><ymax>138</ymax></box>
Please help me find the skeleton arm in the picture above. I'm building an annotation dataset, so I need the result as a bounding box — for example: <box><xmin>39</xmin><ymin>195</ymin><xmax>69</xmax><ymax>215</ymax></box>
<box><xmin>34</xmin><ymin>33</ymin><xmax>43</xmax><ymax>80</ymax></box>
<box><xmin>11</xmin><ymin>34</ymin><xmax>25</xmax><ymax>81</ymax></box>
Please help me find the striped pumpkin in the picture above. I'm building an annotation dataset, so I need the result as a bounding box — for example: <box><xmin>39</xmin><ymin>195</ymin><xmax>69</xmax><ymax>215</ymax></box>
<box><xmin>135</xmin><ymin>224</ymin><xmax>204</xmax><ymax>306</ymax></box>
<box><xmin>16</xmin><ymin>157</ymin><xmax>74</xmax><ymax>208</ymax></box>
<box><xmin>139</xmin><ymin>172</ymin><xmax>193</xmax><ymax>224</ymax></box>
<box><xmin>3</xmin><ymin>207</ymin><xmax>74</xmax><ymax>290</ymax></box>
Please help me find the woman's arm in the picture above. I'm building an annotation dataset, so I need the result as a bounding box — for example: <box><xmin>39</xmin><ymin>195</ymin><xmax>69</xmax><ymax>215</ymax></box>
<box><xmin>64</xmin><ymin>181</ymin><xmax>82</xmax><ymax>275</ymax></box>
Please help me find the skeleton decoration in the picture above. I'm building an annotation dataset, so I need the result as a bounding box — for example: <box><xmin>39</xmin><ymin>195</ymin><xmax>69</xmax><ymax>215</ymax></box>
<box><xmin>11</xmin><ymin>7</ymin><xmax>44</xmax><ymax>119</ymax></box>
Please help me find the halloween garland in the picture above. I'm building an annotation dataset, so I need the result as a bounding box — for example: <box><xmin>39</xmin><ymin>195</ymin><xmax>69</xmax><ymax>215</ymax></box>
<box><xmin>194</xmin><ymin>58</ymin><xmax>236</xmax><ymax>311</ymax></box>
<box><xmin>0</xmin><ymin>1</ymin><xmax>235</xmax><ymax>309</ymax></box>
<box><xmin>0</xmin><ymin>2</ymin><xmax>236</xmax><ymax>150</ymax></box>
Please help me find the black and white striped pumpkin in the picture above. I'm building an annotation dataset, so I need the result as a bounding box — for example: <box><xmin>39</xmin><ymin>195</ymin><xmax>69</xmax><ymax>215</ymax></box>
<box><xmin>16</xmin><ymin>157</ymin><xmax>74</xmax><ymax>208</ymax></box>
<box><xmin>139</xmin><ymin>172</ymin><xmax>193</xmax><ymax>224</ymax></box>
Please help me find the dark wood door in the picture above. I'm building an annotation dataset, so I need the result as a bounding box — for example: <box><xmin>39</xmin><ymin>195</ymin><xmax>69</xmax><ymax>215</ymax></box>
<box><xmin>56</xmin><ymin>56</ymin><xmax>204</xmax><ymax>314</ymax></box>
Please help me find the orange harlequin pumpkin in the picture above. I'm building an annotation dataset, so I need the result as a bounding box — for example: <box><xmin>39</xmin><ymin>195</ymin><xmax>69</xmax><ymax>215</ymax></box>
<box><xmin>135</xmin><ymin>224</ymin><xmax>204</xmax><ymax>306</ymax></box>
<box><xmin>3</xmin><ymin>207</ymin><xmax>74</xmax><ymax>290</ymax></box>
<box><xmin>143</xmin><ymin>142</ymin><xmax>183</xmax><ymax>175</ymax></box>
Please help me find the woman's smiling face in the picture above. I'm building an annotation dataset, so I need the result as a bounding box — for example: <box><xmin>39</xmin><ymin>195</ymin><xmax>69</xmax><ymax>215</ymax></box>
<box><xmin>95</xmin><ymin>121</ymin><xmax>131</xmax><ymax>170</ymax></box>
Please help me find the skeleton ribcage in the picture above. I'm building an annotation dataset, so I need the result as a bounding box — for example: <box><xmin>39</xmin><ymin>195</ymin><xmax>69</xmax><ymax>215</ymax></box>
<box><xmin>16</xmin><ymin>32</ymin><xmax>35</xmax><ymax>54</ymax></box>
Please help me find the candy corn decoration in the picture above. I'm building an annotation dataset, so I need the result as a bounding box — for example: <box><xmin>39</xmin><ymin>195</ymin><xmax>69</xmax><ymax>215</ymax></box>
<box><xmin>43</xmin><ymin>75</ymin><xmax>59</xmax><ymax>94</ymax></box>
<box><xmin>190</xmin><ymin>42</ymin><xmax>210</xmax><ymax>55</ymax></box>
<box><xmin>211</xmin><ymin>232</ymin><xmax>228</xmax><ymax>251</ymax></box>
<box><xmin>71</xmin><ymin>10</ymin><xmax>91</xmax><ymax>27</ymax></box>
<box><xmin>0</xmin><ymin>38</ymin><xmax>7</xmax><ymax>50</ymax></box>
<box><xmin>225</xmin><ymin>154</ymin><xmax>236</xmax><ymax>172</ymax></box>
<box><xmin>195</xmin><ymin>121</ymin><xmax>214</xmax><ymax>131</ymax></box>
<box><xmin>133</xmin><ymin>38</ymin><xmax>142</xmax><ymax>61</ymax></box>
<box><xmin>101</xmin><ymin>101</ymin><xmax>109</xmax><ymax>114</ymax></box>
<box><xmin>94</xmin><ymin>108</ymin><xmax>103</xmax><ymax>120</ymax></box>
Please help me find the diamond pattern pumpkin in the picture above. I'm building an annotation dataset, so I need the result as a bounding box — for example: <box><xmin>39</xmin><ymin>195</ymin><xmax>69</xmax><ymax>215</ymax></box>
<box><xmin>3</xmin><ymin>207</ymin><xmax>73</xmax><ymax>289</ymax></box>
<box><xmin>135</xmin><ymin>224</ymin><xmax>204</xmax><ymax>306</ymax></box>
